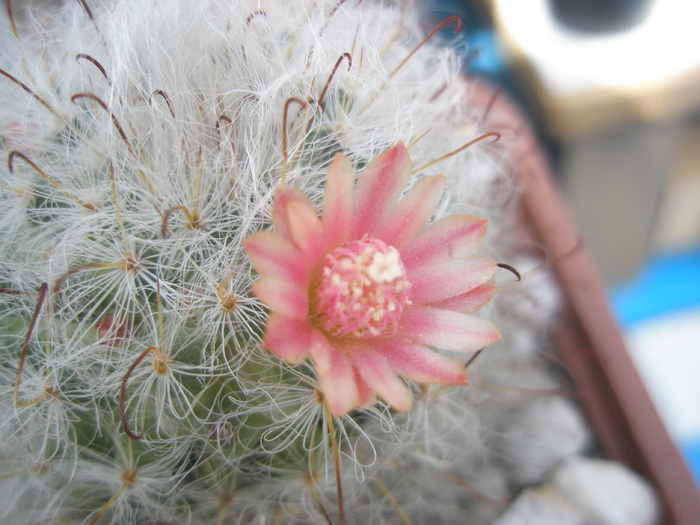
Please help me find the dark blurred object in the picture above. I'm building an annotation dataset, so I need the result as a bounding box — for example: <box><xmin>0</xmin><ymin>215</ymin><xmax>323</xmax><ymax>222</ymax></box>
<box><xmin>550</xmin><ymin>0</ymin><xmax>655</xmax><ymax>34</ymax></box>
<box><xmin>490</xmin><ymin>0</ymin><xmax>700</xmax><ymax>283</ymax></box>
<box><xmin>471</xmin><ymin>81</ymin><xmax>700</xmax><ymax>525</ymax></box>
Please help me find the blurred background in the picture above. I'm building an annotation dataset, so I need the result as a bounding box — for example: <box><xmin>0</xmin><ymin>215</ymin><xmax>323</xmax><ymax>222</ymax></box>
<box><xmin>421</xmin><ymin>0</ymin><xmax>700</xmax><ymax>490</ymax></box>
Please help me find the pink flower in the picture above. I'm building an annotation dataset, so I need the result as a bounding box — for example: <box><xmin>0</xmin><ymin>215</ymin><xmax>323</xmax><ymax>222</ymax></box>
<box><xmin>244</xmin><ymin>142</ymin><xmax>501</xmax><ymax>417</ymax></box>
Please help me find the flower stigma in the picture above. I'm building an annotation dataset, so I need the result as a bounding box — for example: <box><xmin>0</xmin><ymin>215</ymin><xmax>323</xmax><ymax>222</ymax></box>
<box><xmin>311</xmin><ymin>237</ymin><xmax>412</xmax><ymax>337</ymax></box>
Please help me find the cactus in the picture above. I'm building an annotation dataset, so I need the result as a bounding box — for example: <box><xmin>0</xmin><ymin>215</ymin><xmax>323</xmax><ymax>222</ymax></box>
<box><xmin>0</xmin><ymin>1</ymin><xmax>556</xmax><ymax>523</ymax></box>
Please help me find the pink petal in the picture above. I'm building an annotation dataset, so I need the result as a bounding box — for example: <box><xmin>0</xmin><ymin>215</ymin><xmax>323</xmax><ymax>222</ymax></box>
<box><xmin>287</xmin><ymin>201</ymin><xmax>325</xmax><ymax>263</ymax></box>
<box><xmin>263</xmin><ymin>314</ymin><xmax>313</xmax><ymax>364</ymax></box>
<box><xmin>271</xmin><ymin>187</ymin><xmax>301</xmax><ymax>241</ymax></box>
<box><xmin>252</xmin><ymin>276</ymin><xmax>308</xmax><ymax>319</ymax></box>
<box><xmin>272</xmin><ymin>188</ymin><xmax>325</xmax><ymax>261</ymax></box>
<box><xmin>374</xmin><ymin>174</ymin><xmax>445</xmax><ymax>249</ymax></box>
<box><xmin>344</xmin><ymin>342</ymin><xmax>413</xmax><ymax>412</ymax></box>
<box><xmin>322</xmin><ymin>152</ymin><xmax>354</xmax><ymax>250</ymax></box>
<box><xmin>309</xmin><ymin>333</ymin><xmax>360</xmax><ymax>417</ymax></box>
<box><xmin>351</xmin><ymin>142</ymin><xmax>412</xmax><ymax>238</ymax></box>
<box><xmin>374</xmin><ymin>338</ymin><xmax>468</xmax><ymax>385</ymax></box>
<box><xmin>399</xmin><ymin>304</ymin><xmax>501</xmax><ymax>352</ymax></box>
<box><xmin>408</xmin><ymin>257</ymin><xmax>497</xmax><ymax>304</ymax></box>
<box><xmin>429</xmin><ymin>283</ymin><xmax>499</xmax><ymax>313</ymax></box>
<box><xmin>354</xmin><ymin>369</ymin><xmax>376</xmax><ymax>408</ymax></box>
<box><xmin>244</xmin><ymin>231</ymin><xmax>309</xmax><ymax>286</ymax></box>
<box><xmin>402</xmin><ymin>214</ymin><xmax>488</xmax><ymax>272</ymax></box>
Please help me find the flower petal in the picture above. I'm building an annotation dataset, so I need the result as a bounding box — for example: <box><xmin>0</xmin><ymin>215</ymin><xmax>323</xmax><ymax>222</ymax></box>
<box><xmin>374</xmin><ymin>337</ymin><xmax>469</xmax><ymax>385</ymax></box>
<box><xmin>408</xmin><ymin>257</ymin><xmax>497</xmax><ymax>304</ymax></box>
<box><xmin>244</xmin><ymin>231</ymin><xmax>309</xmax><ymax>286</ymax></box>
<box><xmin>402</xmin><ymin>214</ymin><xmax>488</xmax><ymax>272</ymax></box>
<box><xmin>374</xmin><ymin>174</ymin><xmax>445</xmax><ymax>249</ymax></box>
<box><xmin>428</xmin><ymin>283</ymin><xmax>499</xmax><ymax>313</ymax></box>
<box><xmin>271</xmin><ymin>187</ymin><xmax>302</xmax><ymax>241</ymax></box>
<box><xmin>263</xmin><ymin>314</ymin><xmax>313</xmax><ymax>364</ymax></box>
<box><xmin>286</xmin><ymin>200</ymin><xmax>325</xmax><ymax>263</ymax></box>
<box><xmin>354</xmin><ymin>369</ymin><xmax>376</xmax><ymax>408</ymax></box>
<box><xmin>309</xmin><ymin>333</ymin><xmax>360</xmax><ymax>417</ymax></box>
<box><xmin>252</xmin><ymin>276</ymin><xmax>308</xmax><ymax>319</ymax></box>
<box><xmin>322</xmin><ymin>152</ymin><xmax>354</xmax><ymax>250</ymax></box>
<box><xmin>351</xmin><ymin>142</ymin><xmax>412</xmax><ymax>238</ymax></box>
<box><xmin>344</xmin><ymin>342</ymin><xmax>413</xmax><ymax>412</ymax></box>
<box><xmin>399</xmin><ymin>304</ymin><xmax>501</xmax><ymax>352</ymax></box>
<box><xmin>273</xmin><ymin>188</ymin><xmax>325</xmax><ymax>261</ymax></box>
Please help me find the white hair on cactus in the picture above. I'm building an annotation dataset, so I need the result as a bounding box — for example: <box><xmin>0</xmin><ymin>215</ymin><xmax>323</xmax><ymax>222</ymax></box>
<box><xmin>0</xmin><ymin>0</ymin><xmax>573</xmax><ymax>523</ymax></box>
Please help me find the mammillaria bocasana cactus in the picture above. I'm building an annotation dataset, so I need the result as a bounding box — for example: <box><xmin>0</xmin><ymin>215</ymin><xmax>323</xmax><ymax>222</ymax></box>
<box><xmin>0</xmin><ymin>1</ymin><xmax>566</xmax><ymax>523</ymax></box>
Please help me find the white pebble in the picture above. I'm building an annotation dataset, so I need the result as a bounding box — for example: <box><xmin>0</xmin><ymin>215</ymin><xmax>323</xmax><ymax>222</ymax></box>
<box><xmin>551</xmin><ymin>457</ymin><xmax>660</xmax><ymax>525</ymax></box>
<box><xmin>492</xmin><ymin>396</ymin><xmax>591</xmax><ymax>485</ymax></box>
<box><xmin>493</xmin><ymin>486</ymin><xmax>587</xmax><ymax>525</ymax></box>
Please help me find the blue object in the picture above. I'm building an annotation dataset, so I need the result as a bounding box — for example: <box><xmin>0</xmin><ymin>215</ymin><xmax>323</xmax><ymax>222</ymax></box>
<box><xmin>681</xmin><ymin>439</ymin><xmax>700</xmax><ymax>492</ymax></box>
<box><xmin>610</xmin><ymin>247</ymin><xmax>700</xmax><ymax>328</ymax></box>
<box><xmin>610</xmin><ymin>247</ymin><xmax>700</xmax><ymax>489</ymax></box>
<box><xmin>423</xmin><ymin>1</ymin><xmax>507</xmax><ymax>79</ymax></box>
<box><xmin>465</xmin><ymin>29</ymin><xmax>504</xmax><ymax>77</ymax></box>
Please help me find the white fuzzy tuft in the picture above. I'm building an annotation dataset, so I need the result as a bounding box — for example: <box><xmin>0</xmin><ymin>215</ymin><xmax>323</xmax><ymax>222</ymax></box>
<box><xmin>0</xmin><ymin>1</ymin><xmax>598</xmax><ymax>523</ymax></box>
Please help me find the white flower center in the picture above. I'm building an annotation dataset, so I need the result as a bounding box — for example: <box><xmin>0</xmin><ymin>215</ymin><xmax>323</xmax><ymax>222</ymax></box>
<box><xmin>312</xmin><ymin>237</ymin><xmax>411</xmax><ymax>337</ymax></box>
